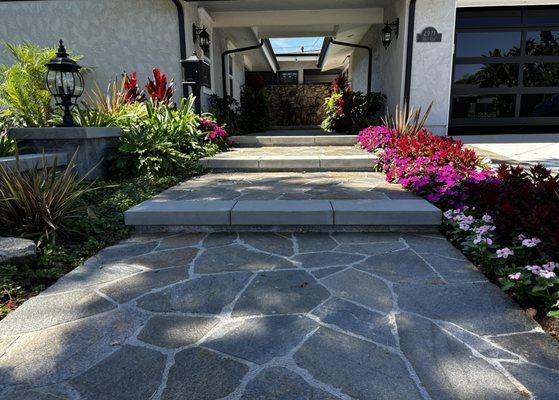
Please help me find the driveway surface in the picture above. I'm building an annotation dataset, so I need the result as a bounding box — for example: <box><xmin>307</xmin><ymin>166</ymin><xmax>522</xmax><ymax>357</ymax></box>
<box><xmin>1</xmin><ymin>232</ymin><xmax>558</xmax><ymax>399</ymax></box>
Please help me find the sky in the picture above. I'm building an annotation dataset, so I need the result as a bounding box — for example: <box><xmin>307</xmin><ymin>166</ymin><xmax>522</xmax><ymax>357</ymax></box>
<box><xmin>269</xmin><ymin>37</ymin><xmax>323</xmax><ymax>54</ymax></box>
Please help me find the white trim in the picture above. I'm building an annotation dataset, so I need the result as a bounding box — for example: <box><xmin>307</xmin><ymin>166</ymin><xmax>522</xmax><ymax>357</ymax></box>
<box><xmin>457</xmin><ymin>0</ymin><xmax>559</xmax><ymax>6</ymax></box>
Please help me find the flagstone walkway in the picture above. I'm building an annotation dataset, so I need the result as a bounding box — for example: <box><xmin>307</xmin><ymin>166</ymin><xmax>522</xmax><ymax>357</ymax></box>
<box><xmin>1</xmin><ymin>232</ymin><xmax>558</xmax><ymax>400</ymax></box>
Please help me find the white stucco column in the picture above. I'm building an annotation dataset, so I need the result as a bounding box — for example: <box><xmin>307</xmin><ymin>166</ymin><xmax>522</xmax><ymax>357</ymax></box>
<box><xmin>409</xmin><ymin>0</ymin><xmax>457</xmax><ymax>135</ymax></box>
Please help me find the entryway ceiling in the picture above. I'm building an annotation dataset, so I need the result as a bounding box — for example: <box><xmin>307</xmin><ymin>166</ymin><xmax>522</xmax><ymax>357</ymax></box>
<box><xmin>196</xmin><ymin>0</ymin><xmax>388</xmax><ymax>71</ymax></box>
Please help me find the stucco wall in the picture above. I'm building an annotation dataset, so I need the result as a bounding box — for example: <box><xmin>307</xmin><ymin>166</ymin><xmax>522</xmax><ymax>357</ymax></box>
<box><xmin>0</xmin><ymin>0</ymin><xmax>184</xmax><ymax>99</ymax></box>
<box><xmin>409</xmin><ymin>0</ymin><xmax>457</xmax><ymax>135</ymax></box>
<box><xmin>349</xmin><ymin>0</ymin><xmax>407</xmax><ymax>113</ymax></box>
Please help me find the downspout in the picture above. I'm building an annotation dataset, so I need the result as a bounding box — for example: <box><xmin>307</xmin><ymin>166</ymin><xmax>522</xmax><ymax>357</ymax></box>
<box><xmin>328</xmin><ymin>37</ymin><xmax>372</xmax><ymax>94</ymax></box>
<box><xmin>171</xmin><ymin>0</ymin><xmax>188</xmax><ymax>98</ymax></box>
<box><xmin>222</xmin><ymin>39</ymin><xmax>264</xmax><ymax>97</ymax></box>
<box><xmin>403</xmin><ymin>0</ymin><xmax>417</xmax><ymax>103</ymax></box>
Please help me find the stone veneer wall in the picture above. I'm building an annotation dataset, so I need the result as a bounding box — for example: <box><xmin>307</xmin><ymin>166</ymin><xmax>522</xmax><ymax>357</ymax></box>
<box><xmin>263</xmin><ymin>84</ymin><xmax>330</xmax><ymax>127</ymax></box>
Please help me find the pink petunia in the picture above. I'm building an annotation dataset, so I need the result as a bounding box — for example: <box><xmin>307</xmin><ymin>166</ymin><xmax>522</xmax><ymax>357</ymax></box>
<box><xmin>496</xmin><ymin>248</ymin><xmax>514</xmax><ymax>259</ymax></box>
<box><xmin>508</xmin><ymin>272</ymin><xmax>521</xmax><ymax>280</ymax></box>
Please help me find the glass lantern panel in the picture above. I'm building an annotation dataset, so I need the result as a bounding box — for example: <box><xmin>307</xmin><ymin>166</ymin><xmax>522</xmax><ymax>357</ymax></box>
<box><xmin>74</xmin><ymin>72</ymin><xmax>84</xmax><ymax>97</ymax></box>
<box><xmin>61</xmin><ymin>72</ymin><xmax>75</xmax><ymax>96</ymax></box>
<box><xmin>46</xmin><ymin>70</ymin><xmax>59</xmax><ymax>96</ymax></box>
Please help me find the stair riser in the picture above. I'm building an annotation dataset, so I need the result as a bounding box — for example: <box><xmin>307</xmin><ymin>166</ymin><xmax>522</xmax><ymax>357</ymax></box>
<box><xmin>200</xmin><ymin>158</ymin><xmax>375</xmax><ymax>172</ymax></box>
<box><xmin>231</xmin><ymin>136</ymin><xmax>356</xmax><ymax>147</ymax></box>
<box><xmin>125</xmin><ymin>200</ymin><xmax>441</xmax><ymax>232</ymax></box>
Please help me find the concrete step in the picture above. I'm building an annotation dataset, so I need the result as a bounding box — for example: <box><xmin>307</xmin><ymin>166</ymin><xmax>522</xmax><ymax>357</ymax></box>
<box><xmin>125</xmin><ymin>199</ymin><xmax>441</xmax><ymax>231</ymax></box>
<box><xmin>124</xmin><ymin>172</ymin><xmax>441</xmax><ymax>232</ymax></box>
<box><xmin>231</xmin><ymin>135</ymin><xmax>356</xmax><ymax>147</ymax></box>
<box><xmin>200</xmin><ymin>146</ymin><xmax>375</xmax><ymax>172</ymax></box>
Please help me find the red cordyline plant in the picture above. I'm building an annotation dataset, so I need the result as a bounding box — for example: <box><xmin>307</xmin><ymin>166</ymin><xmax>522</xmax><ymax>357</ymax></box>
<box><xmin>121</xmin><ymin>71</ymin><xmax>145</xmax><ymax>104</ymax></box>
<box><xmin>145</xmin><ymin>68</ymin><xmax>175</xmax><ymax>104</ymax></box>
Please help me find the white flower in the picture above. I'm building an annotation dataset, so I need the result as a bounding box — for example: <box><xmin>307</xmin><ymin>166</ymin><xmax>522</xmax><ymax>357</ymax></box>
<box><xmin>482</xmin><ymin>214</ymin><xmax>493</xmax><ymax>223</ymax></box>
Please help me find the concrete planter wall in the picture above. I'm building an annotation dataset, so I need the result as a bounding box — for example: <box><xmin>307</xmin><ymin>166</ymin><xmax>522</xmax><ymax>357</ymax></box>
<box><xmin>7</xmin><ymin>127</ymin><xmax>121</xmax><ymax>179</ymax></box>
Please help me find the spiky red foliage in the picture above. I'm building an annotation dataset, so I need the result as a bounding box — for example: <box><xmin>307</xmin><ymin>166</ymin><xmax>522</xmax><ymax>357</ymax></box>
<box><xmin>145</xmin><ymin>68</ymin><xmax>175</xmax><ymax>104</ymax></box>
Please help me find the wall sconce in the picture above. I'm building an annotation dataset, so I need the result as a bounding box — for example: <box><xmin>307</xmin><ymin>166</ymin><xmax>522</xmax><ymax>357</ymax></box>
<box><xmin>381</xmin><ymin>18</ymin><xmax>400</xmax><ymax>49</ymax></box>
<box><xmin>193</xmin><ymin>24</ymin><xmax>211</xmax><ymax>53</ymax></box>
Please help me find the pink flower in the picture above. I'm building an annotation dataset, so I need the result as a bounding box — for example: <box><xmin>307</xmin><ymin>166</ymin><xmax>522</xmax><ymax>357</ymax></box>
<box><xmin>517</xmin><ymin>234</ymin><xmax>527</xmax><ymax>241</ymax></box>
<box><xmin>543</xmin><ymin>262</ymin><xmax>557</xmax><ymax>272</ymax></box>
<box><xmin>522</xmin><ymin>238</ymin><xmax>541</xmax><ymax>248</ymax></box>
<box><xmin>482</xmin><ymin>214</ymin><xmax>493</xmax><ymax>223</ymax></box>
<box><xmin>539</xmin><ymin>271</ymin><xmax>556</xmax><ymax>279</ymax></box>
<box><xmin>496</xmin><ymin>248</ymin><xmax>514</xmax><ymax>259</ymax></box>
<box><xmin>526</xmin><ymin>265</ymin><xmax>542</xmax><ymax>274</ymax></box>
<box><xmin>508</xmin><ymin>272</ymin><xmax>521</xmax><ymax>280</ymax></box>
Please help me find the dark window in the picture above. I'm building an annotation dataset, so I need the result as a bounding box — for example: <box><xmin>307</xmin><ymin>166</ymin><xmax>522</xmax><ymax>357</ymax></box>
<box><xmin>520</xmin><ymin>94</ymin><xmax>559</xmax><ymax>117</ymax></box>
<box><xmin>453</xmin><ymin>64</ymin><xmax>519</xmax><ymax>88</ymax></box>
<box><xmin>453</xmin><ymin>95</ymin><xmax>516</xmax><ymax>119</ymax></box>
<box><xmin>450</xmin><ymin>6</ymin><xmax>559</xmax><ymax>134</ymax></box>
<box><xmin>523</xmin><ymin>63</ymin><xmax>559</xmax><ymax>87</ymax></box>
<box><xmin>526</xmin><ymin>8</ymin><xmax>559</xmax><ymax>26</ymax></box>
<box><xmin>455</xmin><ymin>32</ymin><xmax>521</xmax><ymax>57</ymax></box>
<box><xmin>278</xmin><ymin>71</ymin><xmax>298</xmax><ymax>84</ymax></box>
<box><xmin>526</xmin><ymin>31</ymin><xmax>559</xmax><ymax>56</ymax></box>
<box><xmin>456</xmin><ymin>8</ymin><xmax>522</xmax><ymax>29</ymax></box>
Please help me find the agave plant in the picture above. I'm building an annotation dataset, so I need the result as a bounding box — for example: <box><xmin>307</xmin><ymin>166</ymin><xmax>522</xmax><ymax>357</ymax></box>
<box><xmin>0</xmin><ymin>151</ymin><xmax>96</xmax><ymax>243</ymax></box>
<box><xmin>382</xmin><ymin>102</ymin><xmax>433</xmax><ymax>137</ymax></box>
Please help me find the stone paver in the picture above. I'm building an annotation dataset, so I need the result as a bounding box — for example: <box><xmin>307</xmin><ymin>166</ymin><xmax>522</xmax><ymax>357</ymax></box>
<box><xmin>0</xmin><ymin>232</ymin><xmax>557</xmax><ymax>399</ymax></box>
<box><xmin>232</xmin><ymin>270</ymin><xmax>330</xmax><ymax>317</ymax></box>
<box><xmin>142</xmin><ymin>172</ymin><xmax>413</xmax><ymax>202</ymax></box>
<box><xmin>240</xmin><ymin>367</ymin><xmax>339</xmax><ymax>400</ymax></box>
<box><xmin>162</xmin><ymin>347</ymin><xmax>248</xmax><ymax>400</ymax></box>
<box><xmin>0</xmin><ymin>237</ymin><xmax>36</xmax><ymax>266</ymax></box>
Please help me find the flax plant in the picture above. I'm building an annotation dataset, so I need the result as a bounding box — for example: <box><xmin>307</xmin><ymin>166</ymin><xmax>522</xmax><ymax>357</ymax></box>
<box><xmin>0</xmin><ymin>151</ymin><xmax>96</xmax><ymax>243</ymax></box>
<box><xmin>382</xmin><ymin>102</ymin><xmax>433</xmax><ymax>137</ymax></box>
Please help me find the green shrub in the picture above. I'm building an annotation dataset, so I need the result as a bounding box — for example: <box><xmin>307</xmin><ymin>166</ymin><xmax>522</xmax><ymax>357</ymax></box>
<box><xmin>0</xmin><ymin>111</ymin><xmax>17</xmax><ymax>157</ymax></box>
<box><xmin>209</xmin><ymin>78</ymin><xmax>271</xmax><ymax>135</ymax></box>
<box><xmin>0</xmin><ymin>42</ymin><xmax>55</xmax><ymax>127</ymax></box>
<box><xmin>321</xmin><ymin>75</ymin><xmax>385</xmax><ymax>134</ymax></box>
<box><xmin>0</xmin><ymin>152</ymin><xmax>95</xmax><ymax>243</ymax></box>
<box><xmin>111</xmin><ymin>97</ymin><xmax>209</xmax><ymax>178</ymax></box>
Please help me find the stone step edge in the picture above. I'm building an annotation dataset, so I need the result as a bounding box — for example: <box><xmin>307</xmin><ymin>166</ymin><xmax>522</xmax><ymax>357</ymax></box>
<box><xmin>231</xmin><ymin>135</ymin><xmax>357</xmax><ymax>147</ymax></box>
<box><xmin>200</xmin><ymin>154</ymin><xmax>377</xmax><ymax>171</ymax></box>
<box><xmin>125</xmin><ymin>199</ymin><xmax>441</xmax><ymax>227</ymax></box>
<box><xmin>0</xmin><ymin>152</ymin><xmax>67</xmax><ymax>172</ymax></box>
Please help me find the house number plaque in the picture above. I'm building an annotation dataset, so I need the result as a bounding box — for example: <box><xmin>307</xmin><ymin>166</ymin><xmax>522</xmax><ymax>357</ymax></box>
<box><xmin>417</xmin><ymin>27</ymin><xmax>442</xmax><ymax>42</ymax></box>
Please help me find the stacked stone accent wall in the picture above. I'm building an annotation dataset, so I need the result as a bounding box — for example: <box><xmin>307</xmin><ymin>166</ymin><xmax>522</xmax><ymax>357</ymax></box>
<box><xmin>263</xmin><ymin>84</ymin><xmax>330</xmax><ymax>127</ymax></box>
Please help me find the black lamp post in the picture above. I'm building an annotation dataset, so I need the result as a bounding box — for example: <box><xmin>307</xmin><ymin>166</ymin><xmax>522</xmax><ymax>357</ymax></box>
<box><xmin>193</xmin><ymin>24</ymin><xmax>211</xmax><ymax>54</ymax></box>
<box><xmin>45</xmin><ymin>40</ymin><xmax>84</xmax><ymax>127</ymax></box>
<box><xmin>381</xmin><ymin>18</ymin><xmax>400</xmax><ymax>49</ymax></box>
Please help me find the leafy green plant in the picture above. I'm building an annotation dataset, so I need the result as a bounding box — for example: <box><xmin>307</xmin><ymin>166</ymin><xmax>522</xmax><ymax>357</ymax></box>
<box><xmin>0</xmin><ymin>151</ymin><xmax>95</xmax><ymax>243</ymax></box>
<box><xmin>321</xmin><ymin>76</ymin><xmax>384</xmax><ymax>133</ymax></box>
<box><xmin>0</xmin><ymin>111</ymin><xmax>17</xmax><ymax>157</ymax></box>
<box><xmin>112</xmin><ymin>97</ymin><xmax>206</xmax><ymax>178</ymax></box>
<box><xmin>209</xmin><ymin>94</ymin><xmax>241</xmax><ymax>133</ymax></box>
<box><xmin>381</xmin><ymin>102</ymin><xmax>433</xmax><ymax>137</ymax></box>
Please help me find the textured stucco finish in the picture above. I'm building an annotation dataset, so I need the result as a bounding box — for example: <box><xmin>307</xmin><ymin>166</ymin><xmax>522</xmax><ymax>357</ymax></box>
<box><xmin>349</xmin><ymin>0</ymin><xmax>407</xmax><ymax>113</ymax></box>
<box><xmin>409</xmin><ymin>0</ymin><xmax>457</xmax><ymax>135</ymax></box>
<box><xmin>0</xmin><ymin>0</ymin><xmax>183</xmax><ymax>99</ymax></box>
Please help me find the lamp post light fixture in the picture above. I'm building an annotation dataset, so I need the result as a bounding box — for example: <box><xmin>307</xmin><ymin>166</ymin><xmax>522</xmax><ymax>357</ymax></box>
<box><xmin>192</xmin><ymin>24</ymin><xmax>211</xmax><ymax>54</ymax></box>
<box><xmin>45</xmin><ymin>40</ymin><xmax>84</xmax><ymax>127</ymax></box>
<box><xmin>381</xmin><ymin>18</ymin><xmax>400</xmax><ymax>49</ymax></box>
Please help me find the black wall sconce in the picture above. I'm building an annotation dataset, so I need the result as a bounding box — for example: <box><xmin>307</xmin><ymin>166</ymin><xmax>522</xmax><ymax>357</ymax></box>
<box><xmin>381</xmin><ymin>18</ymin><xmax>400</xmax><ymax>49</ymax></box>
<box><xmin>193</xmin><ymin>24</ymin><xmax>211</xmax><ymax>53</ymax></box>
<box><xmin>45</xmin><ymin>40</ymin><xmax>84</xmax><ymax>127</ymax></box>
